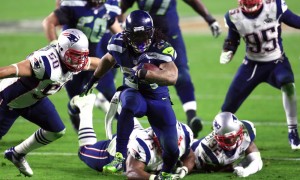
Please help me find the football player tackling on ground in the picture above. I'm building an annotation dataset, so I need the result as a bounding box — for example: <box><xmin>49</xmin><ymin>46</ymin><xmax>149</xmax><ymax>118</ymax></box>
<box><xmin>219</xmin><ymin>0</ymin><xmax>300</xmax><ymax>149</ymax></box>
<box><xmin>192</xmin><ymin>112</ymin><xmax>263</xmax><ymax>177</ymax></box>
<box><xmin>71</xmin><ymin>93</ymin><xmax>195</xmax><ymax>179</ymax></box>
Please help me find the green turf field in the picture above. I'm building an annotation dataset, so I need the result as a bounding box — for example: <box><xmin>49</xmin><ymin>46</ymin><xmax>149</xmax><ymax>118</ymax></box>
<box><xmin>0</xmin><ymin>0</ymin><xmax>300</xmax><ymax>179</ymax></box>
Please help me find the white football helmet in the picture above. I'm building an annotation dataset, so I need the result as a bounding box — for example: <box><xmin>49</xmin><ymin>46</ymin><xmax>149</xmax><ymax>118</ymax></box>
<box><xmin>57</xmin><ymin>29</ymin><xmax>89</xmax><ymax>72</ymax></box>
<box><xmin>213</xmin><ymin>112</ymin><xmax>244</xmax><ymax>151</ymax></box>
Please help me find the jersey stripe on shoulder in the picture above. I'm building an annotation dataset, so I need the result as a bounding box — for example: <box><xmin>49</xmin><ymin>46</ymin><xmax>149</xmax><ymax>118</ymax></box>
<box><xmin>225</xmin><ymin>11</ymin><xmax>238</xmax><ymax>31</ymax></box>
<box><xmin>136</xmin><ymin>138</ymin><xmax>151</xmax><ymax>165</ymax></box>
<box><xmin>40</xmin><ymin>56</ymin><xmax>51</xmax><ymax>79</ymax></box>
<box><xmin>241</xmin><ymin>120</ymin><xmax>256</xmax><ymax>141</ymax></box>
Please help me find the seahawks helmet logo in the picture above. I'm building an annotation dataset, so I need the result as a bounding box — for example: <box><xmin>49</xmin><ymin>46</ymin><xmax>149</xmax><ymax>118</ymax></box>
<box><xmin>63</xmin><ymin>32</ymin><xmax>79</xmax><ymax>46</ymax></box>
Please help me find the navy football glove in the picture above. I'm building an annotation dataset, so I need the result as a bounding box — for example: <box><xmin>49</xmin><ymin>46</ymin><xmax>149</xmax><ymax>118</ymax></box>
<box><xmin>80</xmin><ymin>76</ymin><xmax>99</xmax><ymax>96</ymax></box>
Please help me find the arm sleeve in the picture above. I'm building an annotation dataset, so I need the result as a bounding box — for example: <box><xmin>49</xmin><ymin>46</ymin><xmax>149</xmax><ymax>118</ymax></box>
<box><xmin>280</xmin><ymin>9</ymin><xmax>300</xmax><ymax>29</ymax></box>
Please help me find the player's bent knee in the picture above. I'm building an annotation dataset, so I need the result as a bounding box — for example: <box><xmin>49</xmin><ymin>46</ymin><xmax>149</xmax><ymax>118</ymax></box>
<box><xmin>282</xmin><ymin>83</ymin><xmax>295</xmax><ymax>96</ymax></box>
<box><xmin>46</xmin><ymin>128</ymin><xmax>66</xmax><ymax>141</ymax></box>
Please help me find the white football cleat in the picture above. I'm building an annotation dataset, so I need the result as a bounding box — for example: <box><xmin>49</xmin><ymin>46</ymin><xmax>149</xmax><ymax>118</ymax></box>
<box><xmin>4</xmin><ymin>147</ymin><xmax>33</xmax><ymax>177</ymax></box>
<box><xmin>70</xmin><ymin>94</ymin><xmax>96</xmax><ymax>112</ymax></box>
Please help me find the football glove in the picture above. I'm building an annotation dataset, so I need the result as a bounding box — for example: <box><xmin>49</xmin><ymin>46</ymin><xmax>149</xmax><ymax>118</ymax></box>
<box><xmin>210</xmin><ymin>21</ymin><xmax>221</xmax><ymax>38</ymax></box>
<box><xmin>175</xmin><ymin>166</ymin><xmax>188</xmax><ymax>179</ymax></box>
<box><xmin>234</xmin><ymin>166</ymin><xmax>250</xmax><ymax>177</ymax></box>
<box><xmin>80</xmin><ymin>76</ymin><xmax>99</xmax><ymax>96</ymax></box>
<box><xmin>220</xmin><ymin>51</ymin><xmax>234</xmax><ymax>64</ymax></box>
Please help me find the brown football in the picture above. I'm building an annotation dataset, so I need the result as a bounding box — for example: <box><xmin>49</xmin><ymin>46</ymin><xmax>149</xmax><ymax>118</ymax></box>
<box><xmin>142</xmin><ymin>63</ymin><xmax>160</xmax><ymax>71</ymax></box>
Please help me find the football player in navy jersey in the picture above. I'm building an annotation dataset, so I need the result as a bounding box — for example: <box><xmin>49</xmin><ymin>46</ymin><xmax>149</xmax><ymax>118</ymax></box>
<box><xmin>43</xmin><ymin>0</ymin><xmax>122</xmax><ymax>131</ymax></box>
<box><xmin>192</xmin><ymin>112</ymin><xmax>263</xmax><ymax>177</ymax></box>
<box><xmin>219</xmin><ymin>0</ymin><xmax>300</xmax><ymax>150</ymax></box>
<box><xmin>81</xmin><ymin>10</ymin><xmax>181</xmax><ymax>178</ymax></box>
<box><xmin>0</xmin><ymin>29</ymin><xmax>102</xmax><ymax>177</ymax></box>
<box><xmin>71</xmin><ymin>93</ymin><xmax>195</xmax><ymax>179</ymax></box>
<box><xmin>120</xmin><ymin>0</ymin><xmax>222</xmax><ymax>138</ymax></box>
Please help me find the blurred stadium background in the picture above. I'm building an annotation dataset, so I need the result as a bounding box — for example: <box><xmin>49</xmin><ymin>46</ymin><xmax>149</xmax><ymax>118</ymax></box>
<box><xmin>0</xmin><ymin>0</ymin><xmax>299</xmax><ymax>179</ymax></box>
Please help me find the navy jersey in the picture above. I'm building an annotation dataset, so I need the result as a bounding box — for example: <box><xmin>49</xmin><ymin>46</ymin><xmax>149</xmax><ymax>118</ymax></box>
<box><xmin>55</xmin><ymin>0</ymin><xmax>121</xmax><ymax>56</ymax></box>
<box><xmin>124</xmin><ymin>0</ymin><xmax>179</xmax><ymax>35</ymax></box>
<box><xmin>108</xmin><ymin>32</ymin><xmax>177</xmax><ymax>97</ymax></box>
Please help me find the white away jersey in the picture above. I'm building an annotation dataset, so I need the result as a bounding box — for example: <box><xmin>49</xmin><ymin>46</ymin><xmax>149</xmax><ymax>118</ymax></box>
<box><xmin>192</xmin><ymin>120</ymin><xmax>256</xmax><ymax>170</ymax></box>
<box><xmin>127</xmin><ymin>122</ymin><xmax>194</xmax><ymax>172</ymax></box>
<box><xmin>0</xmin><ymin>45</ymin><xmax>77</xmax><ymax>108</ymax></box>
<box><xmin>225</xmin><ymin>0</ymin><xmax>288</xmax><ymax>62</ymax></box>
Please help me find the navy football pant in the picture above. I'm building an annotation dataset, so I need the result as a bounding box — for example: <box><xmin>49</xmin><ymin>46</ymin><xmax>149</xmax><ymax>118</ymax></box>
<box><xmin>222</xmin><ymin>58</ymin><xmax>294</xmax><ymax>113</ymax></box>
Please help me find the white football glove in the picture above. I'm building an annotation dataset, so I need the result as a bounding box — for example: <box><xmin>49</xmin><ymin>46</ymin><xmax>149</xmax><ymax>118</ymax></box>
<box><xmin>234</xmin><ymin>166</ymin><xmax>250</xmax><ymax>177</ymax></box>
<box><xmin>220</xmin><ymin>51</ymin><xmax>234</xmax><ymax>64</ymax></box>
<box><xmin>210</xmin><ymin>21</ymin><xmax>221</xmax><ymax>38</ymax></box>
<box><xmin>175</xmin><ymin>166</ymin><xmax>188</xmax><ymax>179</ymax></box>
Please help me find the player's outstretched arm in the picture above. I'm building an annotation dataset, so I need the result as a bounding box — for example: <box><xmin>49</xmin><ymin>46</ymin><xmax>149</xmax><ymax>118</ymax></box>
<box><xmin>0</xmin><ymin>60</ymin><xmax>32</xmax><ymax>79</ymax></box>
<box><xmin>233</xmin><ymin>142</ymin><xmax>263</xmax><ymax>177</ymax></box>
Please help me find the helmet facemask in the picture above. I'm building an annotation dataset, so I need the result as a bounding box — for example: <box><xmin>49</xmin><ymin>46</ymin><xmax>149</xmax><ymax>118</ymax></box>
<box><xmin>125</xmin><ymin>27</ymin><xmax>154</xmax><ymax>53</ymax></box>
<box><xmin>239</xmin><ymin>0</ymin><xmax>263</xmax><ymax>13</ymax></box>
<box><xmin>63</xmin><ymin>48</ymin><xmax>89</xmax><ymax>72</ymax></box>
<box><xmin>214</xmin><ymin>127</ymin><xmax>244</xmax><ymax>151</ymax></box>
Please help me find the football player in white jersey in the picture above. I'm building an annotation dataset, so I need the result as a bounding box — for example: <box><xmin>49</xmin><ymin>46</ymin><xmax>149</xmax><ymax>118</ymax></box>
<box><xmin>192</xmin><ymin>112</ymin><xmax>263</xmax><ymax>177</ymax></box>
<box><xmin>71</xmin><ymin>93</ymin><xmax>195</xmax><ymax>179</ymax></box>
<box><xmin>0</xmin><ymin>29</ymin><xmax>101</xmax><ymax>177</ymax></box>
<box><xmin>219</xmin><ymin>0</ymin><xmax>300</xmax><ymax>149</ymax></box>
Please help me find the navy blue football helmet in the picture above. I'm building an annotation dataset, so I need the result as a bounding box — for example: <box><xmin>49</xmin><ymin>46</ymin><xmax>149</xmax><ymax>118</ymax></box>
<box><xmin>125</xmin><ymin>10</ymin><xmax>154</xmax><ymax>53</ymax></box>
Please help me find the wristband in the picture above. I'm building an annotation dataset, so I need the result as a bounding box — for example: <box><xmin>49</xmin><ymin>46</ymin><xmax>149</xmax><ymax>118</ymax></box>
<box><xmin>138</xmin><ymin>69</ymin><xmax>148</xmax><ymax>79</ymax></box>
<box><xmin>11</xmin><ymin>64</ymin><xmax>19</xmax><ymax>76</ymax></box>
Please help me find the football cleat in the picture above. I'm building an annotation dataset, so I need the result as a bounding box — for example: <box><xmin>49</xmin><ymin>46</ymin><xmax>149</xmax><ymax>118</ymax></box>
<box><xmin>189</xmin><ymin>117</ymin><xmax>203</xmax><ymax>138</ymax></box>
<box><xmin>4</xmin><ymin>147</ymin><xmax>33</xmax><ymax>177</ymax></box>
<box><xmin>288</xmin><ymin>129</ymin><xmax>300</xmax><ymax>150</ymax></box>
<box><xmin>103</xmin><ymin>152</ymin><xmax>125</xmax><ymax>173</ymax></box>
<box><xmin>155</xmin><ymin>172</ymin><xmax>179</xmax><ymax>180</ymax></box>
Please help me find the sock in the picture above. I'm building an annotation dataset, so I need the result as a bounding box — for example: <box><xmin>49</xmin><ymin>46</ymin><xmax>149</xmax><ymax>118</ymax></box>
<box><xmin>282</xmin><ymin>83</ymin><xmax>298</xmax><ymax>132</ymax></box>
<box><xmin>78</xmin><ymin>102</ymin><xmax>97</xmax><ymax>146</ymax></box>
<box><xmin>14</xmin><ymin>128</ymin><xmax>65</xmax><ymax>155</ymax></box>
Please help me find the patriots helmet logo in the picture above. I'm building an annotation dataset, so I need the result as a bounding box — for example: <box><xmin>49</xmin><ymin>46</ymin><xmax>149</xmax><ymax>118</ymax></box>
<box><xmin>214</xmin><ymin>121</ymin><xmax>221</xmax><ymax>130</ymax></box>
<box><xmin>63</xmin><ymin>32</ymin><xmax>80</xmax><ymax>46</ymax></box>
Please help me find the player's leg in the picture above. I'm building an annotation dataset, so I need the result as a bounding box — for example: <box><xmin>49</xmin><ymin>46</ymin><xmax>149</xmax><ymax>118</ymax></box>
<box><xmin>221</xmin><ymin>61</ymin><xmax>261</xmax><ymax>113</ymax></box>
<box><xmin>272</xmin><ymin>58</ymin><xmax>299</xmax><ymax>149</ymax></box>
<box><xmin>147</xmin><ymin>97</ymin><xmax>179</xmax><ymax>174</ymax></box>
<box><xmin>65</xmin><ymin>71</ymin><xmax>94</xmax><ymax>131</ymax></box>
<box><xmin>170</xmin><ymin>33</ymin><xmax>202</xmax><ymax>138</ymax></box>
<box><xmin>0</xmin><ymin>102</ymin><xmax>19</xmax><ymax>139</ymax></box>
<box><xmin>71</xmin><ymin>94</ymin><xmax>114</xmax><ymax>171</ymax></box>
<box><xmin>103</xmin><ymin>88</ymin><xmax>147</xmax><ymax>173</ymax></box>
<box><xmin>4</xmin><ymin>98</ymin><xmax>65</xmax><ymax>177</ymax></box>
